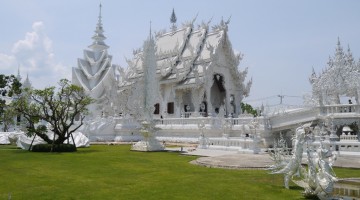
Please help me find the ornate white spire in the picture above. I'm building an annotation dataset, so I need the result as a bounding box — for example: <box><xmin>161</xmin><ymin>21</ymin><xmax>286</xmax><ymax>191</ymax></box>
<box><xmin>346</xmin><ymin>44</ymin><xmax>354</xmax><ymax>67</ymax></box>
<box><xmin>142</xmin><ymin>22</ymin><xmax>158</xmax><ymax>120</ymax></box>
<box><xmin>23</xmin><ymin>73</ymin><xmax>32</xmax><ymax>89</ymax></box>
<box><xmin>88</xmin><ymin>3</ymin><xmax>109</xmax><ymax>50</ymax></box>
<box><xmin>16</xmin><ymin>64</ymin><xmax>21</xmax><ymax>82</ymax></box>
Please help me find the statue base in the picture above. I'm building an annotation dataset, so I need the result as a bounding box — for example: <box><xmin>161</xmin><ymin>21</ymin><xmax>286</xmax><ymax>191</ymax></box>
<box><xmin>131</xmin><ymin>138</ymin><xmax>165</xmax><ymax>152</ymax></box>
<box><xmin>131</xmin><ymin>120</ymin><xmax>165</xmax><ymax>152</ymax></box>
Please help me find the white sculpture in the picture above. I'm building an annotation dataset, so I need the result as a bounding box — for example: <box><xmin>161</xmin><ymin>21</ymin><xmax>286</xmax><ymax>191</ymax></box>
<box><xmin>271</xmin><ymin>126</ymin><xmax>305</xmax><ymax>189</ymax></box>
<box><xmin>9</xmin><ymin>131</ymin><xmax>90</xmax><ymax>150</ymax></box>
<box><xmin>197</xmin><ymin>118</ymin><xmax>208</xmax><ymax>149</ymax></box>
<box><xmin>130</xmin><ymin>26</ymin><xmax>164</xmax><ymax>152</ymax></box>
<box><xmin>268</xmin><ymin>132</ymin><xmax>290</xmax><ymax>172</ymax></box>
<box><xmin>251</xmin><ymin>119</ymin><xmax>261</xmax><ymax>154</ymax></box>
<box><xmin>270</xmin><ymin>125</ymin><xmax>338</xmax><ymax>200</ymax></box>
<box><xmin>302</xmin><ymin>143</ymin><xmax>337</xmax><ymax>199</ymax></box>
<box><xmin>0</xmin><ymin>131</ymin><xmax>23</xmax><ymax>145</ymax></box>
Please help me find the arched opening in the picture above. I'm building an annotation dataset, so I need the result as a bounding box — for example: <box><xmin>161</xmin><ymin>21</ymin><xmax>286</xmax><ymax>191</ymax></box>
<box><xmin>210</xmin><ymin>74</ymin><xmax>226</xmax><ymax>113</ymax></box>
<box><xmin>153</xmin><ymin>103</ymin><xmax>160</xmax><ymax>115</ymax></box>
<box><xmin>200</xmin><ymin>101</ymin><xmax>207</xmax><ymax>113</ymax></box>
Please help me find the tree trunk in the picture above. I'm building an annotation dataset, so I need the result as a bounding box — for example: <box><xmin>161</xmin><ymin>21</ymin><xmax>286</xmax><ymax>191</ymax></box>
<box><xmin>51</xmin><ymin>132</ymin><xmax>56</xmax><ymax>152</ymax></box>
<box><xmin>70</xmin><ymin>133</ymin><xmax>77</xmax><ymax>150</ymax></box>
<box><xmin>29</xmin><ymin>134</ymin><xmax>36</xmax><ymax>151</ymax></box>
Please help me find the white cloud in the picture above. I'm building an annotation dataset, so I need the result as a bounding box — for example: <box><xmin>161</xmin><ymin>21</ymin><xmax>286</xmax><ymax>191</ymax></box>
<box><xmin>0</xmin><ymin>53</ymin><xmax>16</xmax><ymax>71</ymax></box>
<box><xmin>0</xmin><ymin>21</ymin><xmax>70</xmax><ymax>89</ymax></box>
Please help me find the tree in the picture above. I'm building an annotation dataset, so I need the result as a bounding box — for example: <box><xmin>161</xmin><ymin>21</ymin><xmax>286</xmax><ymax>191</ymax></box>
<box><xmin>0</xmin><ymin>74</ymin><xmax>22</xmax><ymax>97</ymax></box>
<box><xmin>0</xmin><ymin>74</ymin><xmax>22</xmax><ymax>131</ymax></box>
<box><xmin>12</xmin><ymin>79</ymin><xmax>93</xmax><ymax>145</ymax></box>
<box><xmin>241</xmin><ymin>102</ymin><xmax>258</xmax><ymax>117</ymax></box>
<box><xmin>2</xmin><ymin>106</ymin><xmax>17</xmax><ymax>132</ymax></box>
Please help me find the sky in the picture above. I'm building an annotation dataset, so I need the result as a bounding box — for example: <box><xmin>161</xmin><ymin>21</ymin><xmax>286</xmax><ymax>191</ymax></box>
<box><xmin>1</xmin><ymin>0</ymin><xmax>360</xmax><ymax>108</ymax></box>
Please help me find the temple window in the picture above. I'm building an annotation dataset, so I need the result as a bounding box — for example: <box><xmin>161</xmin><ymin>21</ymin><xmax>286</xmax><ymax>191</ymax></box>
<box><xmin>167</xmin><ymin>102</ymin><xmax>174</xmax><ymax>114</ymax></box>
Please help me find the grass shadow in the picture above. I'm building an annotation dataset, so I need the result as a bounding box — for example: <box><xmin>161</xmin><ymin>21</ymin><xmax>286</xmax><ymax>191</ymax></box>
<box><xmin>0</xmin><ymin>144</ymin><xmax>21</xmax><ymax>150</ymax></box>
<box><xmin>75</xmin><ymin>148</ymin><xmax>101</xmax><ymax>154</ymax></box>
<box><xmin>289</xmin><ymin>185</ymin><xmax>304</xmax><ymax>191</ymax></box>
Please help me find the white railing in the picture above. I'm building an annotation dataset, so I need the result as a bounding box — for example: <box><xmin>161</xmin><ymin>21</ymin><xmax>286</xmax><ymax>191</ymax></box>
<box><xmin>182</xmin><ymin>112</ymin><xmax>207</xmax><ymax>118</ymax></box>
<box><xmin>227</xmin><ymin>117</ymin><xmax>255</xmax><ymax>125</ymax></box>
<box><xmin>154</xmin><ymin>116</ymin><xmax>263</xmax><ymax>127</ymax></box>
<box><xmin>338</xmin><ymin>143</ymin><xmax>360</xmax><ymax>152</ymax></box>
<box><xmin>114</xmin><ymin>117</ymin><xmax>137</xmax><ymax>124</ymax></box>
<box><xmin>340</xmin><ymin>134</ymin><xmax>359</xmax><ymax>141</ymax></box>
<box><xmin>269</xmin><ymin>107</ymin><xmax>319</xmax><ymax>129</ymax></box>
<box><xmin>269</xmin><ymin>104</ymin><xmax>360</xmax><ymax>130</ymax></box>
<box><xmin>321</xmin><ymin>104</ymin><xmax>360</xmax><ymax>115</ymax></box>
<box><xmin>209</xmin><ymin>138</ymin><xmax>251</xmax><ymax>147</ymax></box>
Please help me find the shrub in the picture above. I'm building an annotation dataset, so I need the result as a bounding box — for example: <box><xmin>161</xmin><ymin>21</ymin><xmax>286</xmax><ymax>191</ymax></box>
<box><xmin>32</xmin><ymin>144</ymin><xmax>77</xmax><ymax>152</ymax></box>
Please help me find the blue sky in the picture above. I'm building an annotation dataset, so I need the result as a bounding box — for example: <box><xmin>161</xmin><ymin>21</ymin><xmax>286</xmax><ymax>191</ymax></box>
<box><xmin>1</xmin><ymin>0</ymin><xmax>360</xmax><ymax>108</ymax></box>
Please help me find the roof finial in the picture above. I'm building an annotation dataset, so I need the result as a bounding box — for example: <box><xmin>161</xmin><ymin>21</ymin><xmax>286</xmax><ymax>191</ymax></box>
<box><xmin>170</xmin><ymin>8</ymin><xmax>177</xmax><ymax>24</ymax></box>
<box><xmin>170</xmin><ymin>8</ymin><xmax>177</xmax><ymax>31</ymax></box>
<box><xmin>17</xmin><ymin>64</ymin><xmax>21</xmax><ymax>81</ymax></box>
<box><xmin>149</xmin><ymin>20</ymin><xmax>152</xmax><ymax>38</ymax></box>
<box><xmin>88</xmin><ymin>3</ymin><xmax>109</xmax><ymax>50</ymax></box>
<box><xmin>98</xmin><ymin>3</ymin><xmax>102</xmax><ymax>24</ymax></box>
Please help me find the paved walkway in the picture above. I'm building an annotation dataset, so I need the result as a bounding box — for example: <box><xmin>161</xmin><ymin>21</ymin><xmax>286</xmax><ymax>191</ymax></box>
<box><xmin>166</xmin><ymin>147</ymin><xmax>360</xmax><ymax>169</ymax></box>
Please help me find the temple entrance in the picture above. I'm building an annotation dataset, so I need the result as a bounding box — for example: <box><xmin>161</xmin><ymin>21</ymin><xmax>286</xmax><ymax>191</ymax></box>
<box><xmin>210</xmin><ymin>74</ymin><xmax>226</xmax><ymax>114</ymax></box>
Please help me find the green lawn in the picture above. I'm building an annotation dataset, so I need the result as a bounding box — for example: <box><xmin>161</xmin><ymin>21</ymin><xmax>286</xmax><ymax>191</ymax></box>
<box><xmin>0</xmin><ymin>145</ymin><xmax>358</xmax><ymax>200</ymax></box>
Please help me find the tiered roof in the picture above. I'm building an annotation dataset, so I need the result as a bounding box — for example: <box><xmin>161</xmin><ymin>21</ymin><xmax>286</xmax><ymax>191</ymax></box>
<box><xmin>122</xmin><ymin>18</ymin><xmax>247</xmax><ymax>91</ymax></box>
<box><xmin>72</xmin><ymin>4</ymin><xmax>114</xmax><ymax>99</ymax></box>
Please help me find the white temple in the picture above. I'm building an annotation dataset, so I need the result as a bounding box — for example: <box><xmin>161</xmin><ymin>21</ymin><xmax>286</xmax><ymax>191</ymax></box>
<box><xmin>119</xmin><ymin>16</ymin><xmax>252</xmax><ymax>118</ymax></box>
<box><xmin>69</xmin><ymin>5</ymin><xmax>360</xmax><ymax>154</ymax></box>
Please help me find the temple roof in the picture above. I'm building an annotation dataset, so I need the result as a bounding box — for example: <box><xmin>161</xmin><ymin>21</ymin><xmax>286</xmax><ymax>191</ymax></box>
<box><xmin>124</xmin><ymin>19</ymin><xmax>234</xmax><ymax>89</ymax></box>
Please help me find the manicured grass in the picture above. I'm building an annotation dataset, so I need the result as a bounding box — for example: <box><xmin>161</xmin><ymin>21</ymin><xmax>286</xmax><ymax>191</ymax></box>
<box><xmin>0</xmin><ymin>145</ymin><xmax>358</xmax><ymax>200</ymax></box>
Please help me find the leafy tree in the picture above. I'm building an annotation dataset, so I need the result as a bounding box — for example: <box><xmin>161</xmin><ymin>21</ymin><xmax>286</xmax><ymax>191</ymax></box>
<box><xmin>241</xmin><ymin>102</ymin><xmax>258</xmax><ymax>117</ymax></box>
<box><xmin>12</xmin><ymin>79</ymin><xmax>93</xmax><ymax>146</ymax></box>
<box><xmin>0</xmin><ymin>74</ymin><xmax>22</xmax><ymax>131</ymax></box>
<box><xmin>2</xmin><ymin>107</ymin><xmax>18</xmax><ymax>132</ymax></box>
<box><xmin>0</xmin><ymin>74</ymin><xmax>22</xmax><ymax>97</ymax></box>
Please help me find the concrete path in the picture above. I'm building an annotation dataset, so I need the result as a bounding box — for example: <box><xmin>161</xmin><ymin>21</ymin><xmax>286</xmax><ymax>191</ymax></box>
<box><xmin>190</xmin><ymin>153</ymin><xmax>273</xmax><ymax>169</ymax></box>
<box><xmin>166</xmin><ymin>147</ymin><xmax>360</xmax><ymax>169</ymax></box>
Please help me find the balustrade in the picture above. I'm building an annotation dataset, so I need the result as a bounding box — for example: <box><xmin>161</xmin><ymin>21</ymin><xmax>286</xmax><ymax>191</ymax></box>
<box><xmin>153</xmin><ymin>116</ymin><xmax>263</xmax><ymax>129</ymax></box>
<box><xmin>207</xmin><ymin>137</ymin><xmax>254</xmax><ymax>149</ymax></box>
<box><xmin>340</xmin><ymin>134</ymin><xmax>359</xmax><ymax>141</ymax></box>
<box><xmin>322</xmin><ymin>104</ymin><xmax>359</xmax><ymax>115</ymax></box>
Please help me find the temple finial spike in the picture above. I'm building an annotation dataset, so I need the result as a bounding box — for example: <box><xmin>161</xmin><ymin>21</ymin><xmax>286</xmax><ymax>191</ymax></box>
<box><xmin>88</xmin><ymin>3</ymin><xmax>109</xmax><ymax>50</ymax></box>
<box><xmin>149</xmin><ymin>20</ymin><xmax>152</xmax><ymax>38</ymax></box>
<box><xmin>98</xmin><ymin>3</ymin><xmax>102</xmax><ymax>23</ymax></box>
<box><xmin>170</xmin><ymin>8</ymin><xmax>177</xmax><ymax>24</ymax></box>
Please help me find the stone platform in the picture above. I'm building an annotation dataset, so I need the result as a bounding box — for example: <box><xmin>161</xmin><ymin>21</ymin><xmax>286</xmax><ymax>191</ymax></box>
<box><xmin>190</xmin><ymin>153</ymin><xmax>273</xmax><ymax>169</ymax></box>
<box><xmin>166</xmin><ymin>147</ymin><xmax>360</xmax><ymax>170</ymax></box>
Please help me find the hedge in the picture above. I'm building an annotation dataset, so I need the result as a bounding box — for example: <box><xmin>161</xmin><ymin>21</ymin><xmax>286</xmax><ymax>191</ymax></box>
<box><xmin>32</xmin><ymin>144</ymin><xmax>77</xmax><ymax>152</ymax></box>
